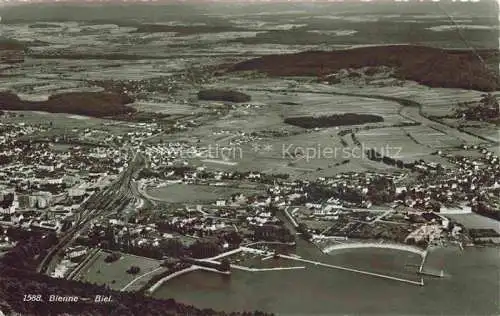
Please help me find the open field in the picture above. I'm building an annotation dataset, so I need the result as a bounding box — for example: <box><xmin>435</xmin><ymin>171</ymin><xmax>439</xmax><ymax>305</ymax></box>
<box><xmin>0</xmin><ymin>110</ymin><xmax>108</xmax><ymax>127</ymax></box>
<box><xmin>402</xmin><ymin>125</ymin><xmax>463</xmax><ymax>148</ymax></box>
<box><xmin>184</xmin><ymin>128</ymin><xmax>397</xmax><ymax>179</ymax></box>
<box><xmin>146</xmin><ymin>183</ymin><xmax>263</xmax><ymax>203</ymax></box>
<box><xmin>154</xmin><ymin>80</ymin><xmax>430</xmax><ymax>177</ymax></box>
<box><xmin>78</xmin><ymin>251</ymin><xmax>163</xmax><ymax>291</ymax></box>
<box><xmin>1</xmin><ymin>110</ymin><xmax>158</xmax><ymax>146</ymax></box>
<box><xmin>356</xmin><ymin>127</ymin><xmax>457</xmax><ymax>164</ymax></box>
<box><xmin>3</xmin><ymin>64</ymin><xmax>487</xmax><ymax>180</ymax></box>
<box><xmin>132</xmin><ymin>100</ymin><xmax>208</xmax><ymax>115</ymax></box>
<box><xmin>218</xmin><ymin>77</ymin><xmax>487</xmax><ymax>119</ymax></box>
<box><xmin>461</xmin><ymin>125</ymin><xmax>500</xmax><ymax>143</ymax></box>
<box><xmin>357</xmin><ymin>127</ymin><xmax>432</xmax><ymax>159</ymax></box>
<box><xmin>171</xmin><ymin>77</ymin><xmax>485</xmax><ymax>175</ymax></box>
<box><xmin>145</xmin><ymin>74</ymin><xmax>492</xmax><ymax>179</ymax></box>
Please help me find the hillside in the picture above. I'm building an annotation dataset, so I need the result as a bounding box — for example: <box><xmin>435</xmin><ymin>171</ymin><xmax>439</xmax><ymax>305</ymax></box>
<box><xmin>229</xmin><ymin>45</ymin><xmax>499</xmax><ymax>92</ymax></box>
<box><xmin>0</xmin><ymin>91</ymin><xmax>136</xmax><ymax>117</ymax></box>
<box><xmin>0</xmin><ymin>265</ymin><xmax>272</xmax><ymax>316</ymax></box>
<box><xmin>0</xmin><ymin>38</ymin><xmax>25</xmax><ymax>64</ymax></box>
<box><xmin>197</xmin><ymin>89</ymin><xmax>251</xmax><ymax>103</ymax></box>
<box><xmin>0</xmin><ymin>38</ymin><xmax>25</xmax><ymax>51</ymax></box>
<box><xmin>285</xmin><ymin>114</ymin><xmax>384</xmax><ymax>128</ymax></box>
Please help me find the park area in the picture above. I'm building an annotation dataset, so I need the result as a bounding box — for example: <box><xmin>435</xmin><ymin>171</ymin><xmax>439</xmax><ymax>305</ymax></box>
<box><xmin>77</xmin><ymin>250</ymin><xmax>165</xmax><ymax>291</ymax></box>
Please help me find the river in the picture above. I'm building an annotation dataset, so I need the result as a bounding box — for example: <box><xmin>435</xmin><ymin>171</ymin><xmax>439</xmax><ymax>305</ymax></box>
<box><xmin>152</xmin><ymin>243</ymin><xmax>500</xmax><ymax>315</ymax></box>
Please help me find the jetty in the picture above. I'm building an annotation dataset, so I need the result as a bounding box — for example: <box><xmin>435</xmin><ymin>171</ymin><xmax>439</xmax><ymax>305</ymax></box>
<box><xmin>418</xmin><ymin>250</ymin><xmax>428</xmax><ymax>273</ymax></box>
<box><xmin>277</xmin><ymin>254</ymin><xmax>424</xmax><ymax>286</ymax></box>
<box><xmin>147</xmin><ymin>265</ymin><xmax>199</xmax><ymax>293</ymax></box>
<box><xmin>417</xmin><ymin>270</ymin><xmax>445</xmax><ymax>278</ymax></box>
<box><xmin>230</xmin><ymin>264</ymin><xmax>306</xmax><ymax>272</ymax></box>
<box><xmin>146</xmin><ymin>265</ymin><xmax>230</xmax><ymax>294</ymax></box>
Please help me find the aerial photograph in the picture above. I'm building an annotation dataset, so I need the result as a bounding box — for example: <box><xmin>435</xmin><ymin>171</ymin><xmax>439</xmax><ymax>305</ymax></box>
<box><xmin>0</xmin><ymin>0</ymin><xmax>498</xmax><ymax>315</ymax></box>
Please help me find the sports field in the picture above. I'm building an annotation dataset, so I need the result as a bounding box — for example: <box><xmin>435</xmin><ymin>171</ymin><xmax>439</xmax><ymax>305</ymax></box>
<box><xmin>146</xmin><ymin>183</ymin><xmax>263</xmax><ymax>203</ymax></box>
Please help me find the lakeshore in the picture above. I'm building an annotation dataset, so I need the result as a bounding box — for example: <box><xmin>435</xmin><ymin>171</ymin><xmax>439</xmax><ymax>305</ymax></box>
<box><xmin>144</xmin><ymin>240</ymin><xmax>427</xmax><ymax>295</ymax></box>
<box><xmin>322</xmin><ymin>241</ymin><xmax>426</xmax><ymax>257</ymax></box>
<box><xmin>152</xmin><ymin>245</ymin><xmax>500</xmax><ymax>315</ymax></box>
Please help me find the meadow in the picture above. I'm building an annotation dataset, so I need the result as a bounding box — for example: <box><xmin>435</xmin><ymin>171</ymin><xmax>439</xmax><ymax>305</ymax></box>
<box><xmin>78</xmin><ymin>251</ymin><xmax>163</xmax><ymax>291</ymax></box>
<box><xmin>146</xmin><ymin>183</ymin><xmax>263</xmax><ymax>203</ymax></box>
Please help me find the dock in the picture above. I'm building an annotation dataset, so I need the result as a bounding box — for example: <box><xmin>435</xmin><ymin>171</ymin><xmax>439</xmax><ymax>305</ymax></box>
<box><xmin>417</xmin><ymin>270</ymin><xmax>445</xmax><ymax>278</ymax></box>
<box><xmin>418</xmin><ymin>250</ymin><xmax>428</xmax><ymax>273</ymax></box>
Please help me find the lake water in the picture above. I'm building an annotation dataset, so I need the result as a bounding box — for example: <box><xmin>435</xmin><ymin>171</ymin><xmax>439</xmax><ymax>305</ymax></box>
<box><xmin>152</xmin><ymin>244</ymin><xmax>500</xmax><ymax>315</ymax></box>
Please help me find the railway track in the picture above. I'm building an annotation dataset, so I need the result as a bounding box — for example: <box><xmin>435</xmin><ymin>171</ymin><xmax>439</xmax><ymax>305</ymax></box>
<box><xmin>37</xmin><ymin>153</ymin><xmax>146</xmax><ymax>275</ymax></box>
